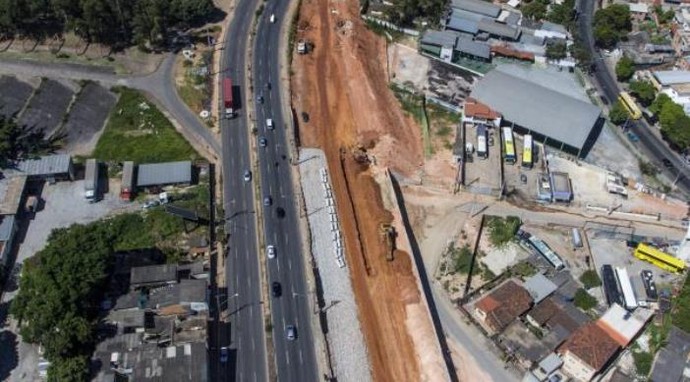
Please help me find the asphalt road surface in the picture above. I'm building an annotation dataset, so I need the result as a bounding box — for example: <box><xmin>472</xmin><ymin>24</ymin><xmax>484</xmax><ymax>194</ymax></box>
<box><xmin>576</xmin><ymin>0</ymin><xmax>690</xmax><ymax>197</ymax></box>
<box><xmin>252</xmin><ymin>4</ymin><xmax>320</xmax><ymax>381</ymax></box>
<box><xmin>217</xmin><ymin>0</ymin><xmax>267</xmax><ymax>379</ymax></box>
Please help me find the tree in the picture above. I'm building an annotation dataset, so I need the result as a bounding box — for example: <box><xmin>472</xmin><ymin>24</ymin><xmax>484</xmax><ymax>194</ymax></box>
<box><xmin>628</xmin><ymin>80</ymin><xmax>657</xmax><ymax>106</ymax></box>
<box><xmin>574</xmin><ymin>288</ymin><xmax>598</xmax><ymax>310</ymax></box>
<box><xmin>569</xmin><ymin>39</ymin><xmax>592</xmax><ymax>68</ymax></box>
<box><xmin>546</xmin><ymin>40</ymin><xmax>567</xmax><ymax>60</ymax></box>
<box><xmin>609</xmin><ymin>100</ymin><xmax>629</xmax><ymax>125</ymax></box>
<box><xmin>382</xmin><ymin>0</ymin><xmax>447</xmax><ymax>26</ymax></box>
<box><xmin>579</xmin><ymin>270</ymin><xmax>602</xmax><ymax>289</ymax></box>
<box><xmin>593</xmin><ymin>4</ymin><xmax>631</xmax><ymax>48</ymax></box>
<box><xmin>522</xmin><ymin>0</ymin><xmax>549</xmax><ymax>21</ymax></box>
<box><xmin>547</xmin><ymin>0</ymin><xmax>576</xmax><ymax>29</ymax></box>
<box><xmin>47</xmin><ymin>356</ymin><xmax>89</xmax><ymax>382</ymax></box>
<box><xmin>615</xmin><ymin>56</ymin><xmax>635</xmax><ymax>81</ymax></box>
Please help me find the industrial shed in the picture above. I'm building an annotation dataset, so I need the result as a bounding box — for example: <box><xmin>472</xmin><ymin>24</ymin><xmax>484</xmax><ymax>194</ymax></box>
<box><xmin>16</xmin><ymin>154</ymin><xmax>74</xmax><ymax>182</ymax></box>
<box><xmin>469</xmin><ymin>70</ymin><xmax>603</xmax><ymax>158</ymax></box>
<box><xmin>137</xmin><ymin>161</ymin><xmax>192</xmax><ymax>189</ymax></box>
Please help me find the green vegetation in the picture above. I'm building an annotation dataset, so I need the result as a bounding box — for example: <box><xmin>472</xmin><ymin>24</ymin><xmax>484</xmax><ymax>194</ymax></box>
<box><xmin>288</xmin><ymin>0</ymin><xmax>303</xmax><ymax>65</ymax></box>
<box><xmin>389</xmin><ymin>83</ymin><xmax>425</xmax><ymax>123</ymax></box>
<box><xmin>0</xmin><ymin>0</ymin><xmax>216</xmax><ymax>50</ymax></box>
<box><xmin>382</xmin><ymin>0</ymin><xmax>446</xmax><ymax>27</ymax></box>
<box><xmin>648</xmin><ymin>314</ymin><xmax>672</xmax><ymax>353</ymax></box>
<box><xmin>632</xmin><ymin>351</ymin><xmax>653</xmax><ymax>377</ymax></box>
<box><xmin>178</xmin><ymin>77</ymin><xmax>208</xmax><ymax>114</ymax></box>
<box><xmin>512</xmin><ymin>261</ymin><xmax>538</xmax><ymax>278</ymax></box>
<box><xmin>545</xmin><ymin>40</ymin><xmax>567</xmax><ymax>60</ymax></box>
<box><xmin>487</xmin><ymin>216</ymin><xmax>521</xmax><ymax>248</ymax></box>
<box><xmin>649</xmin><ymin>94</ymin><xmax>690</xmax><ymax>151</ymax></box>
<box><xmin>594</xmin><ymin>4</ymin><xmax>632</xmax><ymax>49</ymax></box>
<box><xmin>672</xmin><ymin>275</ymin><xmax>690</xmax><ymax>333</ymax></box>
<box><xmin>449</xmin><ymin>243</ymin><xmax>474</xmax><ymax>274</ymax></box>
<box><xmin>615</xmin><ymin>56</ymin><xmax>635</xmax><ymax>82</ymax></box>
<box><xmin>654</xmin><ymin>5</ymin><xmax>675</xmax><ymax>25</ymax></box>
<box><xmin>609</xmin><ymin>100</ymin><xmax>630</xmax><ymax>125</ymax></box>
<box><xmin>93</xmin><ymin>88</ymin><xmax>199</xmax><ymax>163</ymax></box>
<box><xmin>547</xmin><ymin>0</ymin><xmax>576</xmax><ymax>29</ymax></box>
<box><xmin>570</xmin><ymin>38</ymin><xmax>592</xmax><ymax>68</ymax></box>
<box><xmin>628</xmin><ymin>80</ymin><xmax>657</xmax><ymax>106</ymax></box>
<box><xmin>0</xmin><ymin>115</ymin><xmax>57</xmax><ymax>167</ymax></box>
<box><xmin>574</xmin><ymin>288</ymin><xmax>598</xmax><ymax>310</ymax></box>
<box><xmin>639</xmin><ymin>160</ymin><xmax>658</xmax><ymax>177</ymax></box>
<box><xmin>522</xmin><ymin>0</ymin><xmax>549</xmax><ymax>21</ymax></box>
<box><xmin>579</xmin><ymin>270</ymin><xmax>602</xmax><ymax>289</ymax></box>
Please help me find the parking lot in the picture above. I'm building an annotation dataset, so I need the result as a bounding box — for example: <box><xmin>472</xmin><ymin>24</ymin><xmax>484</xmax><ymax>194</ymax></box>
<box><xmin>464</xmin><ymin>123</ymin><xmax>501</xmax><ymax>194</ymax></box>
<box><xmin>0</xmin><ymin>76</ymin><xmax>34</xmax><ymax>119</ymax></box>
<box><xmin>18</xmin><ymin>79</ymin><xmax>75</xmax><ymax>137</ymax></box>
<box><xmin>59</xmin><ymin>82</ymin><xmax>117</xmax><ymax>155</ymax></box>
<box><xmin>0</xmin><ymin>178</ymin><xmax>136</xmax><ymax>381</ymax></box>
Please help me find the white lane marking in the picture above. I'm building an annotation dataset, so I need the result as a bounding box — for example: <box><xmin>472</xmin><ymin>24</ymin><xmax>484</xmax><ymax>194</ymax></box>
<box><xmin>276</xmin><ymin>258</ymin><xmax>281</xmax><ymax>272</ymax></box>
<box><xmin>299</xmin><ymin>349</ymin><xmax>304</xmax><ymax>365</ymax></box>
<box><xmin>285</xmin><ymin>349</ymin><xmax>291</xmax><ymax>366</ymax></box>
<box><xmin>288</xmin><ymin>259</ymin><xmax>292</xmax><ymax>271</ymax></box>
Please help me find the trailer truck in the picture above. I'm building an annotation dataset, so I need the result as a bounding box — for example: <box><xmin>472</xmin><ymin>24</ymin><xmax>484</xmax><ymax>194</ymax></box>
<box><xmin>223</xmin><ymin>78</ymin><xmax>234</xmax><ymax>119</ymax></box>
<box><xmin>84</xmin><ymin>159</ymin><xmax>98</xmax><ymax>203</ymax></box>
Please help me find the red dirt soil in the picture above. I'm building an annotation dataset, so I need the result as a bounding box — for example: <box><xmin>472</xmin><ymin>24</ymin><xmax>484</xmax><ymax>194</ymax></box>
<box><xmin>290</xmin><ymin>0</ymin><xmax>430</xmax><ymax>379</ymax></box>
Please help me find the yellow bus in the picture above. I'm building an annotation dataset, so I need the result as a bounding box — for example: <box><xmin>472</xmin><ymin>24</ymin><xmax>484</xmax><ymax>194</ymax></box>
<box><xmin>619</xmin><ymin>91</ymin><xmax>642</xmax><ymax>120</ymax></box>
<box><xmin>634</xmin><ymin>243</ymin><xmax>686</xmax><ymax>273</ymax></box>
<box><xmin>522</xmin><ymin>134</ymin><xmax>533</xmax><ymax>168</ymax></box>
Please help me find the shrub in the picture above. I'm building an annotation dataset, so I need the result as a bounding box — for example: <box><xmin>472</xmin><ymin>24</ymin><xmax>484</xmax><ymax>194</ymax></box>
<box><xmin>574</xmin><ymin>288</ymin><xmax>598</xmax><ymax>310</ymax></box>
<box><xmin>579</xmin><ymin>270</ymin><xmax>602</xmax><ymax>289</ymax></box>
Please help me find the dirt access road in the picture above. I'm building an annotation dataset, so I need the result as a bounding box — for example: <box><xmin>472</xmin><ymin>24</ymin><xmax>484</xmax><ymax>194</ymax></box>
<box><xmin>290</xmin><ymin>0</ymin><xmax>449</xmax><ymax>380</ymax></box>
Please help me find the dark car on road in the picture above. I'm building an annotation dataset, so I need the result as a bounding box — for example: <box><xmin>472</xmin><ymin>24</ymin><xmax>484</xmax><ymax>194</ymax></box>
<box><xmin>220</xmin><ymin>347</ymin><xmax>229</xmax><ymax>363</ymax></box>
<box><xmin>662</xmin><ymin>158</ymin><xmax>673</xmax><ymax>169</ymax></box>
<box><xmin>259</xmin><ymin>136</ymin><xmax>267</xmax><ymax>147</ymax></box>
<box><xmin>271</xmin><ymin>282</ymin><xmax>282</xmax><ymax>297</ymax></box>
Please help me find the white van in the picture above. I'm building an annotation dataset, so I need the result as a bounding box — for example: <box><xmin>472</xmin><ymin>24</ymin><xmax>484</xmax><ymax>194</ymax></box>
<box><xmin>270</xmin><ymin>14</ymin><xmax>276</xmax><ymax>23</ymax></box>
<box><xmin>266</xmin><ymin>118</ymin><xmax>274</xmax><ymax>130</ymax></box>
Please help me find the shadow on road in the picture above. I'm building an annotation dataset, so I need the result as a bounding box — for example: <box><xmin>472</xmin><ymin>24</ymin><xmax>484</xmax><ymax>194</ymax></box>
<box><xmin>0</xmin><ymin>330</ymin><xmax>19</xmax><ymax>381</ymax></box>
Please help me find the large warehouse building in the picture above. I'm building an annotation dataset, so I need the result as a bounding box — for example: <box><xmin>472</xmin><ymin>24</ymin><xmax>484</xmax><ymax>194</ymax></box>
<box><xmin>468</xmin><ymin>69</ymin><xmax>603</xmax><ymax>158</ymax></box>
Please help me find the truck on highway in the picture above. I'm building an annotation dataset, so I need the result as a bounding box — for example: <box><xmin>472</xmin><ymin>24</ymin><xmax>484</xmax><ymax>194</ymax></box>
<box><xmin>84</xmin><ymin>158</ymin><xmax>98</xmax><ymax>203</ymax></box>
<box><xmin>223</xmin><ymin>78</ymin><xmax>234</xmax><ymax>119</ymax></box>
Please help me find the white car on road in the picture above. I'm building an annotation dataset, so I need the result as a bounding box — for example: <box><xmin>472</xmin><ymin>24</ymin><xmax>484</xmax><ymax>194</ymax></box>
<box><xmin>267</xmin><ymin>245</ymin><xmax>276</xmax><ymax>259</ymax></box>
<box><xmin>266</xmin><ymin>118</ymin><xmax>274</xmax><ymax>130</ymax></box>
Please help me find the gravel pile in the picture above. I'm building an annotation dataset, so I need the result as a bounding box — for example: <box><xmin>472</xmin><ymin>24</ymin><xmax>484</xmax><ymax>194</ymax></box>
<box><xmin>299</xmin><ymin>148</ymin><xmax>372</xmax><ymax>382</ymax></box>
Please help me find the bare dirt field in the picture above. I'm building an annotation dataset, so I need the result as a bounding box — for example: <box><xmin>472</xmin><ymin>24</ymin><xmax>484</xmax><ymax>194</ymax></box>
<box><xmin>290</xmin><ymin>0</ymin><xmax>442</xmax><ymax>378</ymax></box>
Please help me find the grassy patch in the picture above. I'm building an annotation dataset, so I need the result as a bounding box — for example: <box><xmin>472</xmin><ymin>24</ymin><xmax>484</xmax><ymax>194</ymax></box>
<box><xmin>648</xmin><ymin>314</ymin><xmax>672</xmax><ymax>354</ymax></box>
<box><xmin>389</xmin><ymin>83</ymin><xmax>424</xmax><ymax>122</ymax></box>
<box><xmin>632</xmin><ymin>351</ymin><xmax>653</xmax><ymax>377</ymax></box>
<box><xmin>447</xmin><ymin>243</ymin><xmax>474</xmax><ymax>274</ymax></box>
<box><xmin>287</xmin><ymin>0</ymin><xmax>303</xmax><ymax>65</ymax></box>
<box><xmin>486</xmin><ymin>216</ymin><xmax>521</xmax><ymax>248</ymax></box>
<box><xmin>178</xmin><ymin>81</ymin><xmax>207</xmax><ymax>114</ymax></box>
<box><xmin>512</xmin><ymin>260</ymin><xmax>537</xmax><ymax>278</ymax></box>
<box><xmin>579</xmin><ymin>270</ymin><xmax>603</xmax><ymax>289</ymax></box>
<box><xmin>574</xmin><ymin>288</ymin><xmax>598</xmax><ymax>310</ymax></box>
<box><xmin>111</xmin><ymin>185</ymin><xmax>210</xmax><ymax>251</ymax></box>
<box><xmin>93</xmin><ymin>88</ymin><xmax>199</xmax><ymax>163</ymax></box>
<box><xmin>427</xmin><ymin>103</ymin><xmax>461</xmax><ymax>125</ymax></box>
<box><xmin>364</xmin><ymin>19</ymin><xmax>404</xmax><ymax>41</ymax></box>
<box><xmin>672</xmin><ymin>274</ymin><xmax>690</xmax><ymax>333</ymax></box>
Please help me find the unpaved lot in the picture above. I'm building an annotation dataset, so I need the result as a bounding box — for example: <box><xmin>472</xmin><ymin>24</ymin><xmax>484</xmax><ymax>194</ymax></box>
<box><xmin>290</xmin><ymin>0</ymin><xmax>441</xmax><ymax>378</ymax></box>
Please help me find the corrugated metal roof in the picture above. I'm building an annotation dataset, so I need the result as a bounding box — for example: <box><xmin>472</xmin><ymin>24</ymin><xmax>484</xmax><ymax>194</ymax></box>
<box><xmin>16</xmin><ymin>154</ymin><xmax>71</xmax><ymax>176</ymax></box>
<box><xmin>653</xmin><ymin>70</ymin><xmax>690</xmax><ymax>85</ymax></box>
<box><xmin>446</xmin><ymin>15</ymin><xmax>480</xmax><ymax>34</ymax></box>
<box><xmin>478</xmin><ymin>19</ymin><xmax>521</xmax><ymax>40</ymax></box>
<box><xmin>137</xmin><ymin>161</ymin><xmax>192</xmax><ymax>187</ymax></box>
<box><xmin>540</xmin><ymin>21</ymin><xmax>568</xmax><ymax>34</ymax></box>
<box><xmin>523</xmin><ymin>273</ymin><xmax>558</xmax><ymax>303</ymax></box>
<box><xmin>470</xmin><ymin>70</ymin><xmax>601</xmax><ymax>150</ymax></box>
<box><xmin>455</xmin><ymin>37</ymin><xmax>491</xmax><ymax>59</ymax></box>
<box><xmin>122</xmin><ymin>161</ymin><xmax>135</xmax><ymax>189</ymax></box>
<box><xmin>451</xmin><ymin>0</ymin><xmax>501</xmax><ymax>18</ymax></box>
<box><xmin>421</xmin><ymin>30</ymin><xmax>459</xmax><ymax>48</ymax></box>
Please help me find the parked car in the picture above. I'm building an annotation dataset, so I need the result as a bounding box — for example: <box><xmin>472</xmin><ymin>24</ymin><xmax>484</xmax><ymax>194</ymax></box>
<box><xmin>143</xmin><ymin>200</ymin><xmax>160</xmax><ymax>209</ymax></box>
<box><xmin>301</xmin><ymin>112</ymin><xmax>310</xmax><ymax>123</ymax></box>
<box><xmin>627</xmin><ymin>131</ymin><xmax>640</xmax><ymax>143</ymax></box>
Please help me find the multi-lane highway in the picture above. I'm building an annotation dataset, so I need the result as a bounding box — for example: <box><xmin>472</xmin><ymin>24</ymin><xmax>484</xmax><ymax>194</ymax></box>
<box><xmin>217</xmin><ymin>0</ymin><xmax>266</xmax><ymax>379</ymax></box>
<box><xmin>252</xmin><ymin>3</ymin><xmax>320</xmax><ymax>381</ymax></box>
<box><xmin>577</xmin><ymin>0</ymin><xmax>690</xmax><ymax>196</ymax></box>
